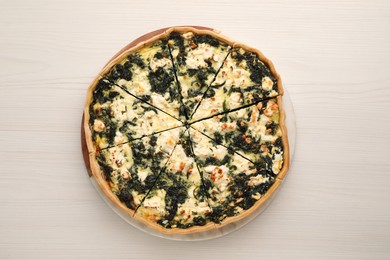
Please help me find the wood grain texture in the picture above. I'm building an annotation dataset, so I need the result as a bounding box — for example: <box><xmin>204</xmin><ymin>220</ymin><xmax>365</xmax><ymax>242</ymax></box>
<box><xmin>0</xmin><ymin>0</ymin><xmax>390</xmax><ymax>259</ymax></box>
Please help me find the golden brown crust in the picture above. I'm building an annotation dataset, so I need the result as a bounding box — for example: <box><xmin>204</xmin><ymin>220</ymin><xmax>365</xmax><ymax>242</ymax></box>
<box><xmin>106</xmin><ymin>26</ymin><xmax>215</xmax><ymax>65</ymax></box>
<box><xmin>215</xmin><ymin>179</ymin><xmax>282</xmax><ymax>227</ymax></box>
<box><xmin>275</xmin><ymin>95</ymin><xmax>290</xmax><ymax>181</ymax></box>
<box><xmin>83</xmin><ymin>75</ymin><xmax>103</xmax><ymax>155</ymax></box>
<box><xmin>133</xmin><ymin>214</ymin><xmax>217</xmax><ymax>235</ymax></box>
<box><xmin>81</xmin><ymin>114</ymin><xmax>91</xmax><ymax>177</ymax></box>
<box><xmin>82</xmin><ymin>26</ymin><xmax>290</xmax><ymax>235</ymax></box>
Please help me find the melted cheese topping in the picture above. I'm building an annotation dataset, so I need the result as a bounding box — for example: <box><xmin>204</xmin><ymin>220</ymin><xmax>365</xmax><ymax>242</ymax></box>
<box><xmin>262</xmin><ymin>76</ymin><xmax>273</xmax><ymax>91</ymax></box>
<box><xmin>186</xmin><ymin>44</ymin><xmax>213</xmax><ymax>69</ymax></box>
<box><xmin>143</xmin><ymin>190</ymin><xmax>166</xmax><ymax>213</ymax></box>
<box><xmin>123</xmin><ymin>98</ymin><xmax>179</xmax><ymax>136</ymax></box>
<box><xmin>108</xmin><ymin>41</ymin><xmax>183</xmax><ymax>121</ymax></box>
<box><xmin>191</xmin><ymin>48</ymin><xmax>279</xmax><ymax>121</ymax></box>
<box><xmin>114</xmin><ymin>131</ymin><xmax>125</xmax><ymax>144</ymax></box>
<box><xmin>137</xmin><ymin>134</ymin><xmax>212</xmax><ymax>225</ymax></box>
<box><xmin>156</xmin><ymin>128</ymin><xmax>181</xmax><ymax>154</ymax></box>
<box><xmin>109</xmin><ymin>98</ymin><xmax>130</xmax><ymax>122</ymax></box>
<box><xmin>93</xmin><ymin>119</ymin><xmax>105</xmax><ymax>132</ymax></box>
<box><xmin>138</xmin><ymin>42</ymin><xmax>162</xmax><ymax>62</ymax></box>
<box><xmin>138</xmin><ymin>189</ymin><xmax>167</xmax><ymax>219</ymax></box>
<box><xmin>231</xmin><ymin>154</ymin><xmax>257</xmax><ymax>176</ymax></box>
<box><xmin>193</xmin><ymin>99</ymin><xmax>282</xmax><ymax>146</ymax></box>
<box><xmin>247</xmin><ymin>101</ymin><xmax>280</xmax><ymax>143</ymax></box>
<box><xmin>213</xmin><ymin>53</ymin><xmax>253</xmax><ymax>88</ymax></box>
<box><xmin>91</xmin><ymin>82</ymin><xmax>183</xmax><ymax>149</ymax></box>
<box><xmin>272</xmin><ymin>151</ymin><xmax>283</xmax><ymax>174</ymax></box>
<box><xmin>132</xmin><ymin>191</ymin><xmax>144</xmax><ymax>206</ymax></box>
<box><xmin>137</xmin><ymin>170</ymin><xmax>149</xmax><ymax>182</ymax></box>
<box><xmin>179</xmin><ymin>198</ymin><xmax>211</xmax><ymax>215</ymax></box>
<box><xmin>169</xmin><ymin>32</ymin><xmax>231</xmax><ymax>116</ymax></box>
<box><xmin>191</xmin><ymin>99</ymin><xmax>283</xmax><ymax>178</ymax></box>
<box><xmin>175</xmin><ymin>184</ymin><xmax>211</xmax><ymax>223</ymax></box>
<box><xmin>99</xmin><ymin>145</ymin><xmax>134</xmax><ymax>196</ymax></box>
<box><xmin>166</xmin><ymin>145</ymin><xmax>194</xmax><ymax>173</ymax></box>
<box><xmin>117</xmin><ymin>67</ymin><xmax>149</xmax><ymax>96</ymax></box>
<box><xmin>106</xmin><ymin>145</ymin><xmax>134</xmax><ymax>171</ymax></box>
<box><xmin>190</xmin><ymin>129</ymin><xmax>265</xmax><ymax>213</ymax></box>
<box><xmin>149</xmin><ymin>57</ymin><xmax>172</xmax><ymax>72</ymax></box>
<box><xmin>248</xmin><ymin>175</ymin><xmax>269</xmax><ymax>186</ymax></box>
<box><xmin>165</xmin><ymin>143</ymin><xmax>202</xmax><ymax>185</ymax></box>
<box><xmin>210</xmin><ymin>165</ymin><xmax>230</xmax><ymax>191</ymax></box>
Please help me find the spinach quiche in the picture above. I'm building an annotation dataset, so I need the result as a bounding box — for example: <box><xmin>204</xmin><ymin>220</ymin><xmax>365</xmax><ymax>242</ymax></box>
<box><xmin>83</xmin><ymin>26</ymin><xmax>290</xmax><ymax>235</ymax></box>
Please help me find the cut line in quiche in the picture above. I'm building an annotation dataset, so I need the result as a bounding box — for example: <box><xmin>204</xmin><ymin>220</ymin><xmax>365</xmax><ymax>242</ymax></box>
<box><xmin>191</xmin><ymin>46</ymin><xmax>282</xmax><ymax>122</ymax></box>
<box><xmin>167</xmin><ymin>31</ymin><xmax>231</xmax><ymax>119</ymax></box>
<box><xmin>189</xmin><ymin>128</ymin><xmax>277</xmax><ymax>224</ymax></box>
<box><xmin>84</xmin><ymin>76</ymin><xmax>182</xmax><ymax>151</ymax></box>
<box><xmin>82</xmin><ymin>26</ymin><xmax>290</xmax><ymax>236</ymax></box>
<box><xmin>89</xmin><ymin>128</ymin><xmax>181</xmax><ymax>214</ymax></box>
<box><xmin>191</xmin><ymin>97</ymin><xmax>286</xmax><ymax>180</ymax></box>
<box><xmin>135</xmin><ymin>128</ymin><xmax>216</xmax><ymax>231</ymax></box>
<box><xmin>101</xmin><ymin>37</ymin><xmax>187</xmax><ymax>122</ymax></box>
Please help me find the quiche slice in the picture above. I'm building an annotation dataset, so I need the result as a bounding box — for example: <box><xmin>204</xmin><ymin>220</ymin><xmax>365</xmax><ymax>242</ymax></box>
<box><xmin>136</xmin><ymin>129</ymin><xmax>214</xmax><ymax>231</ymax></box>
<box><xmin>101</xmin><ymin>38</ymin><xmax>186</xmax><ymax>121</ymax></box>
<box><xmin>89</xmin><ymin>128</ymin><xmax>181</xmax><ymax>213</ymax></box>
<box><xmin>167</xmin><ymin>29</ymin><xmax>231</xmax><ymax>119</ymax></box>
<box><xmin>191</xmin><ymin>46</ymin><xmax>282</xmax><ymax>122</ymax></box>
<box><xmin>85</xmin><ymin>76</ymin><xmax>182</xmax><ymax>151</ymax></box>
<box><xmin>188</xmin><ymin>128</ymin><xmax>277</xmax><ymax>224</ymax></box>
<box><xmin>191</xmin><ymin>97</ymin><xmax>286</xmax><ymax>178</ymax></box>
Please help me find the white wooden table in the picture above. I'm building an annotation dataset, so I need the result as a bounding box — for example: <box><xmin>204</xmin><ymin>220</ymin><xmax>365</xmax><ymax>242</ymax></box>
<box><xmin>1</xmin><ymin>0</ymin><xmax>390</xmax><ymax>259</ymax></box>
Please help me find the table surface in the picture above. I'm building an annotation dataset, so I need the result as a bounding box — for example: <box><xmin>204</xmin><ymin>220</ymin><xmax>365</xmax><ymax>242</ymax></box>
<box><xmin>1</xmin><ymin>0</ymin><xmax>390</xmax><ymax>259</ymax></box>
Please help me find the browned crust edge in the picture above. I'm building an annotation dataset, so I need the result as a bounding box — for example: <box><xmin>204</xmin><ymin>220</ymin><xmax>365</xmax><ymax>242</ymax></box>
<box><xmin>83</xmin><ymin>75</ymin><xmax>101</xmax><ymax>155</ymax></box>
<box><xmin>106</xmin><ymin>26</ymin><xmax>215</xmax><ymax>65</ymax></box>
<box><xmin>82</xmin><ymin>26</ymin><xmax>290</xmax><ymax>235</ymax></box>
<box><xmin>275</xmin><ymin>95</ymin><xmax>290</xmax><ymax>181</ymax></box>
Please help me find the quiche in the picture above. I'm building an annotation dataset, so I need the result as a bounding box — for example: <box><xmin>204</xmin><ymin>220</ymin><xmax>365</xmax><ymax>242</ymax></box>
<box><xmin>83</xmin><ymin>26</ymin><xmax>290</xmax><ymax>235</ymax></box>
